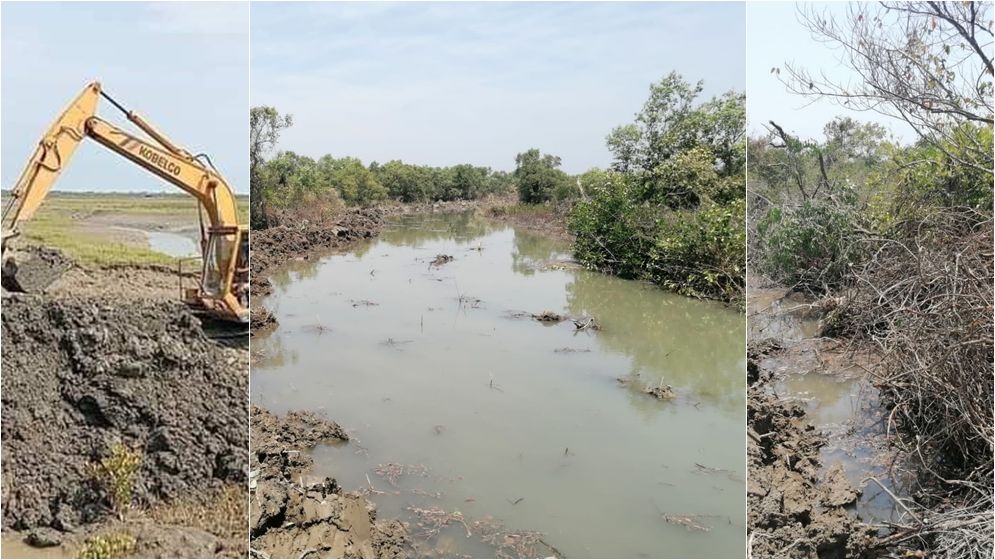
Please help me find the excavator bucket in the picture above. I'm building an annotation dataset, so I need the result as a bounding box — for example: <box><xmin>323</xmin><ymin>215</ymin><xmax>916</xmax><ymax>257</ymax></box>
<box><xmin>1</xmin><ymin>236</ymin><xmax>71</xmax><ymax>294</ymax></box>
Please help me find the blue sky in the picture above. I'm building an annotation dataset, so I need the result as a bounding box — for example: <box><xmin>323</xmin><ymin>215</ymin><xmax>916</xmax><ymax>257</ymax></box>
<box><xmin>252</xmin><ymin>1</ymin><xmax>746</xmax><ymax>174</ymax></box>
<box><xmin>747</xmin><ymin>1</ymin><xmax>915</xmax><ymax>143</ymax></box>
<box><xmin>1</xmin><ymin>1</ymin><xmax>249</xmax><ymax>193</ymax></box>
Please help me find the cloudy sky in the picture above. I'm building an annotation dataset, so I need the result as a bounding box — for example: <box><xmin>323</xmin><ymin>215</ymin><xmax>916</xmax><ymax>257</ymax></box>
<box><xmin>252</xmin><ymin>1</ymin><xmax>746</xmax><ymax>174</ymax></box>
<box><xmin>1</xmin><ymin>1</ymin><xmax>249</xmax><ymax>192</ymax></box>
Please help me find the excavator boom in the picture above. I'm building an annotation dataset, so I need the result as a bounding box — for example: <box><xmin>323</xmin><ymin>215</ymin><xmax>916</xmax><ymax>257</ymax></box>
<box><xmin>1</xmin><ymin>82</ymin><xmax>248</xmax><ymax>323</ymax></box>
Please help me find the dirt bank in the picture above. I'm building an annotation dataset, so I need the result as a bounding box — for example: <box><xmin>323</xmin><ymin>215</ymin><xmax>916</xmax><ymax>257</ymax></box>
<box><xmin>483</xmin><ymin>203</ymin><xmax>572</xmax><ymax>241</ymax></box>
<box><xmin>249</xmin><ymin>407</ymin><xmax>407</xmax><ymax>559</ymax></box>
<box><xmin>747</xmin><ymin>340</ymin><xmax>878</xmax><ymax>558</ymax></box>
<box><xmin>1</xmin><ymin>293</ymin><xmax>249</xmax><ymax>557</ymax></box>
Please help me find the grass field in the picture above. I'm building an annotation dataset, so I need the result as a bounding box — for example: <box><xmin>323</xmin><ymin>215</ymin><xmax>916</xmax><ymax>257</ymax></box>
<box><xmin>2</xmin><ymin>191</ymin><xmax>249</xmax><ymax>267</ymax></box>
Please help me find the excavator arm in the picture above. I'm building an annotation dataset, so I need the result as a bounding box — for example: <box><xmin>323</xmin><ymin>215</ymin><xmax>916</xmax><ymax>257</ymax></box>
<box><xmin>1</xmin><ymin>82</ymin><xmax>248</xmax><ymax>323</ymax></box>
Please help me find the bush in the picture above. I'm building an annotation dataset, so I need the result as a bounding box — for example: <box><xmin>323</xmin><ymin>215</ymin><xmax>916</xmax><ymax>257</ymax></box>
<box><xmin>569</xmin><ymin>173</ymin><xmax>745</xmax><ymax>302</ymax></box>
<box><xmin>89</xmin><ymin>443</ymin><xmax>142</xmax><ymax>517</ymax></box>
<box><xmin>78</xmin><ymin>532</ymin><xmax>137</xmax><ymax>559</ymax></box>
<box><xmin>569</xmin><ymin>174</ymin><xmax>656</xmax><ymax>279</ymax></box>
<box><xmin>650</xmin><ymin>199</ymin><xmax>745</xmax><ymax>301</ymax></box>
<box><xmin>753</xmin><ymin>199</ymin><xmax>862</xmax><ymax>293</ymax></box>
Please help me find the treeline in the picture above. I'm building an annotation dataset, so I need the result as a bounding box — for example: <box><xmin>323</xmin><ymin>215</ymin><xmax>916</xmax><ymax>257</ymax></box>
<box><xmin>566</xmin><ymin>72</ymin><xmax>746</xmax><ymax>303</ymax></box>
<box><xmin>259</xmin><ymin>151</ymin><xmax>513</xmax><ymax>207</ymax></box>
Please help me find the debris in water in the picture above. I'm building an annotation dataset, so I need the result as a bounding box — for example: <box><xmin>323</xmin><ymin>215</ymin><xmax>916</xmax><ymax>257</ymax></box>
<box><xmin>645</xmin><ymin>384</ymin><xmax>676</xmax><ymax>400</ymax></box>
<box><xmin>407</xmin><ymin>505</ymin><xmax>471</xmax><ymax>538</ymax></box>
<box><xmin>351</xmin><ymin>299</ymin><xmax>379</xmax><ymax>307</ymax></box>
<box><xmin>430</xmin><ymin>254</ymin><xmax>454</xmax><ymax>267</ymax></box>
<box><xmin>375</xmin><ymin>462</ymin><xmax>430</xmax><ymax>487</ymax></box>
<box><xmin>532</xmin><ymin>311</ymin><xmax>565</xmax><ymax>323</ymax></box>
<box><xmin>382</xmin><ymin>337</ymin><xmax>413</xmax><ymax>349</ymax></box>
<box><xmin>572</xmin><ymin>316</ymin><xmax>600</xmax><ymax>331</ymax></box>
<box><xmin>553</xmin><ymin>347</ymin><xmax>591</xmax><ymax>353</ymax></box>
<box><xmin>661</xmin><ymin>514</ymin><xmax>713</xmax><ymax>532</ymax></box>
<box><xmin>432</xmin><ymin>425</ymin><xmax>446</xmax><ymax>435</ymax></box>
<box><xmin>301</xmin><ymin>323</ymin><xmax>331</xmax><ymax>335</ymax></box>
<box><xmin>411</xmin><ymin>488</ymin><xmax>443</xmax><ymax>500</ymax></box>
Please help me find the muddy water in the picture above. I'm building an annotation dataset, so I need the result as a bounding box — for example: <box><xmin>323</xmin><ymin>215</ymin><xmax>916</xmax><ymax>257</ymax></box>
<box><xmin>0</xmin><ymin>537</ymin><xmax>72</xmax><ymax>559</ymax></box>
<box><xmin>748</xmin><ymin>283</ymin><xmax>900</xmax><ymax>527</ymax></box>
<box><xmin>254</xmin><ymin>212</ymin><xmax>745</xmax><ymax>558</ymax></box>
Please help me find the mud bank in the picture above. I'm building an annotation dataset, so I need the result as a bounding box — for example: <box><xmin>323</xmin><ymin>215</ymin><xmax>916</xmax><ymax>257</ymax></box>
<box><xmin>483</xmin><ymin>204</ymin><xmax>571</xmax><ymax>241</ymax></box>
<box><xmin>0</xmin><ymin>294</ymin><xmax>248</xmax><ymax>557</ymax></box>
<box><xmin>249</xmin><ymin>407</ymin><xmax>407</xmax><ymax>559</ymax></box>
<box><xmin>747</xmin><ymin>341</ymin><xmax>877</xmax><ymax>558</ymax></box>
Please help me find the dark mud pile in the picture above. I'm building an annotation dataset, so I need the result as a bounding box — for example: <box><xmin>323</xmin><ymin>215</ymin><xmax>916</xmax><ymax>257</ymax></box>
<box><xmin>250</xmin><ymin>407</ymin><xmax>407</xmax><ymax>558</ymax></box>
<box><xmin>250</xmin><ymin>208</ymin><xmax>386</xmax><ymax>298</ymax></box>
<box><xmin>0</xmin><ymin>295</ymin><xmax>249</xmax><ymax>533</ymax></box>
<box><xmin>747</xmin><ymin>341</ymin><xmax>877</xmax><ymax>558</ymax></box>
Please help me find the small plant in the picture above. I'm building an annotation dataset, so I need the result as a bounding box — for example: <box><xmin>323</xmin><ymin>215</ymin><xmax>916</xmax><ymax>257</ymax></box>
<box><xmin>77</xmin><ymin>531</ymin><xmax>137</xmax><ymax>559</ymax></box>
<box><xmin>90</xmin><ymin>443</ymin><xmax>142</xmax><ymax>517</ymax></box>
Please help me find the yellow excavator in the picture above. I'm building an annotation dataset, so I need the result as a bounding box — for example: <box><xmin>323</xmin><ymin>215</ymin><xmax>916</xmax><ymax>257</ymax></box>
<box><xmin>1</xmin><ymin>82</ymin><xmax>249</xmax><ymax>323</ymax></box>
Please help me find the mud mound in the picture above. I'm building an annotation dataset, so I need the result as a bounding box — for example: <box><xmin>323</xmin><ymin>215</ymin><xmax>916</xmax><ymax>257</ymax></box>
<box><xmin>251</xmin><ymin>208</ymin><xmax>386</xmax><ymax>294</ymax></box>
<box><xmin>747</xmin><ymin>341</ymin><xmax>877</xmax><ymax>558</ymax></box>
<box><xmin>1</xmin><ymin>295</ymin><xmax>248</xmax><ymax>532</ymax></box>
<box><xmin>250</xmin><ymin>407</ymin><xmax>407</xmax><ymax>558</ymax></box>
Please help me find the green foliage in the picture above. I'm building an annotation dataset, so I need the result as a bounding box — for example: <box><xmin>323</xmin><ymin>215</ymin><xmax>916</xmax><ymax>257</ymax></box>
<box><xmin>572</xmin><ymin>72</ymin><xmax>746</xmax><ymax>302</ymax></box>
<box><xmin>868</xmin><ymin>124</ymin><xmax>994</xmax><ymax>230</ymax></box>
<box><xmin>513</xmin><ymin>149</ymin><xmax>571</xmax><ymax>204</ymax></box>
<box><xmin>90</xmin><ymin>443</ymin><xmax>142</xmax><ymax>517</ymax></box>
<box><xmin>569</xmin><ymin>173</ymin><xmax>745</xmax><ymax>301</ymax></box>
<box><xmin>77</xmin><ymin>532</ymin><xmax>137</xmax><ymax>559</ymax></box>
<box><xmin>250</xmin><ymin>107</ymin><xmax>293</xmax><ymax>227</ymax></box>
<box><xmin>650</xmin><ymin>199</ymin><xmax>745</xmax><ymax>301</ymax></box>
<box><xmin>569</xmin><ymin>173</ymin><xmax>656</xmax><ymax>279</ymax></box>
<box><xmin>754</xmin><ymin>200</ymin><xmax>861</xmax><ymax>292</ymax></box>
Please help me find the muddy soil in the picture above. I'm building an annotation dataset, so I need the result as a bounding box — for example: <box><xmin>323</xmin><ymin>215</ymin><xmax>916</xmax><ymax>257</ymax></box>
<box><xmin>0</xmin><ymin>293</ymin><xmax>249</xmax><ymax>557</ymax></box>
<box><xmin>747</xmin><ymin>341</ymin><xmax>878</xmax><ymax>558</ymax></box>
<box><xmin>249</xmin><ymin>407</ymin><xmax>407</xmax><ymax>559</ymax></box>
<box><xmin>747</xmin><ymin>341</ymin><xmax>876</xmax><ymax>558</ymax></box>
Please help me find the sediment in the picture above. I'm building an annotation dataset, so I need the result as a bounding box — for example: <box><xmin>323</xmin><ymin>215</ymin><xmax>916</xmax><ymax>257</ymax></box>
<box><xmin>747</xmin><ymin>341</ymin><xmax>877</xmax><ymax>558</ymax></box>
<box><xmin>249</xmin><ymin>407</ymin><xmax>407</xmax><ymax>559</ymax></box>
<box><xmin>0</xmin><ymin>292</ymin><xmax>249</xmax><ymax>555</ymax></box>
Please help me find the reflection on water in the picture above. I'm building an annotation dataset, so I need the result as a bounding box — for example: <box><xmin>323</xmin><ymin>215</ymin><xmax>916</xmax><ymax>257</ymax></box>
<box><xmin>254</xmin><ymin>212</ymin><xmax>746</xmax><ymax>558</ymax></box>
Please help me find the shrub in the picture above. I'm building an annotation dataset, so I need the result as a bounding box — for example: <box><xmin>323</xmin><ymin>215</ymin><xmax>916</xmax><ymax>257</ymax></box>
<box><xmin>90</xmin><ymin>443</ymin><xmax>142</xmax><ymax>517</ymax></box>
<box><xmin>753</xmin><ymin>199</ymin><xmax>862</xmax><ymax>293</ymax></box>
<box><xmin>78</xmin><ymin>532</ymin><xmax>137</xmax><ymax>559</ymax></box>
<box><xmin>569</xmin><ymin>173</ymin><xmax>744</xmax><ymax>302</ymax></box>
<box><xmin>650</xmin><ymin>199</ymin><xmax>745</xmax><ymax>301</ymax></box>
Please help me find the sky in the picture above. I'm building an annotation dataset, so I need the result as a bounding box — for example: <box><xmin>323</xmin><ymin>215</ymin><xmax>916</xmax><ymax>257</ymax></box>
<box><xmin>251</xmin><ymin>1</ymin><xmax>746</xmax><ymax>174</ymax></box>
<box><xmin>1</xmin><ymin>1</ymin><xmax>249</xmax><ymax>193</ymax></box>
<box><xmin>747</xmin><ymin>1</ymin><xmax>916</xmax><ymax>143</ymax></box>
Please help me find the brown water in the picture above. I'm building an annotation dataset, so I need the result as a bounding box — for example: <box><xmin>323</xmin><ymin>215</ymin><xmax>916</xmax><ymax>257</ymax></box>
<box><xmin>254</xmin><ymin>212</ymin><xmax>746</xmax><ymax>558</ymax></box>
